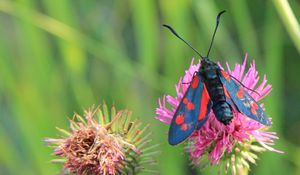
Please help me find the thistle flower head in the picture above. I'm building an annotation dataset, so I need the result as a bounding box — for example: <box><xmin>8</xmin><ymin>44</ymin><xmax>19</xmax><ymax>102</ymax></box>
<box><xmin>46</xmin><ymin>104</ymin><xmax>157</xmax><ymax>175</ymax></box>
<box><xmin>156</xmin><ymin>54</ymin><xmax>282</xmax><ymax>173</ymax></box>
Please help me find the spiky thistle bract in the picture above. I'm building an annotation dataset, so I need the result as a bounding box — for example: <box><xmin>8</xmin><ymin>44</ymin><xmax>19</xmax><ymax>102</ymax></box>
<box><xmin>45</xmin><ymin>104</ymin><xmax>158</xmax><ymax>175</ymax></box>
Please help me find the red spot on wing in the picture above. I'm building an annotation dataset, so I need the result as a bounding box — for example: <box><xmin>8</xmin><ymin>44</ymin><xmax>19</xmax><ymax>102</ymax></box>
<box><xmin>183</xmin><ymin>98</ymin><xmax>189</xmax><ymax>104</ymax></box>
<box><xmin>250</xmin><ymin>102</ymin><xmax>259</xmax><ymax>115</ymax></box>
<box><xmin>251</xmin><ymin>108</ymin><xmax>257</xmax><ymax>115</ymax></box>
<box><xmin>252</xmin><ymin>102</ymin><xmax>258</xmax><ymax>109</ymax></box>
<box><xmin>223</xmin><ymin>86</ymin><xmax>231</xmax><ymax>98</ymax></box>
<box><xmin>221</xmin><ymin>70</ymin><xmax>231</xmax><ymax>81</ymax></box>
<box><xmin>236</xmin><ymin>86</ymin><xmax>244</xmax><ymax>99</ymax></box>
<box><xmin>191</xmin><ymin>76</ymin><xmax>199</xmax><ymax>89</ymax></box>
<box><xmin>175</xmin><ymin>115</ymin><xmax>184</xmax><ymax>125</ymax></box>
<box><xmin>187</xmin><ymin>102</ymin><xmax>195</xmax><ymax>110</ymax></box>
<box><xmin>181</xmin><ymin>123</ymin><xmax>188</xmax><ymax>131</ymax></box>
<box><xmin>198</xmin><ymin>85</ymin><xmax>210</xmax><ymax>121</ymax></box>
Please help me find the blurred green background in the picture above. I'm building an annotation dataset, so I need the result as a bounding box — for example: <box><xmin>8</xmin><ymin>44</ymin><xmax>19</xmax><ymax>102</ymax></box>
<box><xmin>0</xmin><ymin>0</ymin><xmax>299</xmax><ymax>174</ymax></box>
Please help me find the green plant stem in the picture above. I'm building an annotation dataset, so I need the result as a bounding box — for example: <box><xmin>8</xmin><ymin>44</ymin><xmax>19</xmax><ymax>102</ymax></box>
<box><xmin>273</xmin><ymin>0</ymin><xmax>300</xmax><ymax>54</ymax></box>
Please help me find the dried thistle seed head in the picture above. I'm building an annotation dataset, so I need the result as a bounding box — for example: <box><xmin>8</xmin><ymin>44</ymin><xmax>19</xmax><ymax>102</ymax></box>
<box><xmin>45</xmin><ymin>104</ymin><xmax>158</xmax><ymax>175</ymax></box>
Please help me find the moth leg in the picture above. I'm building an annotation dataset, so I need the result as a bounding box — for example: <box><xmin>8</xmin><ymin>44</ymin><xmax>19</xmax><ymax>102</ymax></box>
<box><xmin>229</xmin><ymin>75</ymin><xmax>261</xmax><ymax>97</ymax></box>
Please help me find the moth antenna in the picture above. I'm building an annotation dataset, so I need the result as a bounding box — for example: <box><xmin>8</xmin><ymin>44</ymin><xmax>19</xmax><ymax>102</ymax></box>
<box><xmin>163</xmin><ymin>24</ymin><xmax>204</xmax><ymax>59</ymax></box>
<box><xmin>206</xmin><ymin>10</ymin><xmax>226</xmax><ymax>58</ymax></box>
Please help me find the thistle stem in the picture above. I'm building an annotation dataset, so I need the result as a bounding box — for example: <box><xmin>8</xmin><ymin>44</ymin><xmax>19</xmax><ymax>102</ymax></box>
<box><xmin>272</xmin><ymin>0</ymin><xmax>300</xmax><ymax>54</ymax></box>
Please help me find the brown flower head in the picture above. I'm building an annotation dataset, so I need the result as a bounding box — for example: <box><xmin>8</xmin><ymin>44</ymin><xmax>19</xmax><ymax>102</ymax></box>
<box><xmin>45</xmin><ymin>104</ymin><xmax>158</xmax><ymax>175</ymax></box>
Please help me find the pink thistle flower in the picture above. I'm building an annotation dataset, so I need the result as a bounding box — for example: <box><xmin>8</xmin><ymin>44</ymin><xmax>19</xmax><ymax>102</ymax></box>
<box><xmin>46</xmin><ymin>104</ymin><xmax>158</xmax><ymax>175</ymax></box>
<box><xmin>156</xmin><ymin>53</ymin><xmax>282</xmax><ymax>173</ymax></box>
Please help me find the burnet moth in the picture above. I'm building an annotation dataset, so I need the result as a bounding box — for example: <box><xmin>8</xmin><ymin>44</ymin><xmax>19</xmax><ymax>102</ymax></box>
<box><xmin>163</xmin><ymin>10</ymin><xmax>271</xmax><ymax>145</ymax></box>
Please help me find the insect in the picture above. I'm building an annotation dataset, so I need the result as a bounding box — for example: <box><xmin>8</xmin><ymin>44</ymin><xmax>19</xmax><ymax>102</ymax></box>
<box><xmin>164</xmin><ymin>10</ymin><xmax>271</xmax><ymax>145</ymax></box>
